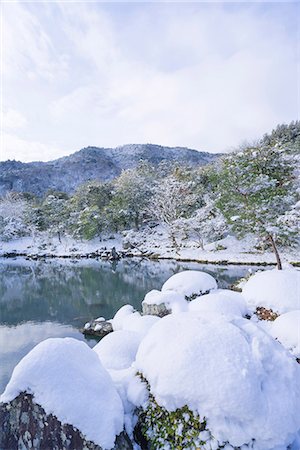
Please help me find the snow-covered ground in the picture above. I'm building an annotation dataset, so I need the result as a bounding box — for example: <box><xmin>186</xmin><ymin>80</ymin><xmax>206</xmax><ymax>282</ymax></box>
<box><xmin>1</xmin><ymin>267</ymin><xmax>300</xmax><ymax>449</ymax></box>
<box><xmin>0</xmin><ymin>228</ymin><xmax>299</xmax><ymax>265</ymax></box>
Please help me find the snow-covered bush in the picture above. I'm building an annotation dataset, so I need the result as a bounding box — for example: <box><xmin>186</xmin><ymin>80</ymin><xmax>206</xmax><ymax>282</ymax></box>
<box><xmin>111</xmin><ymin>304</ymin><xmax>160</xmax><ymax>336</ymax></box>
<box><xmin>162</xmin><ymin>270</ymin><xmax>217</xmax><ymax>300</ymax></box>
<box><xmin>94</xmin><ymin>330</ymin><xmax>142</xmax><ymax>370</ymax></box>
<box><xmin>188</xmin><ymin>289</ymin><xmax>248</xmax><ymax>320</ymax></box>
<box><xmin>0</xmin><ymin>338</ymin><xmax>124</xmax><ymax>449</ymax></box>
<box><xmin>140</xmin><ymin>384</ymin><xmax>210</xmax><ymax>450</ymax></box>
<box><xmin>270</xmin><ymin>311</ymin><xmax>300</xmax><ymax>358</ymax></box>
<box><xmin>135</xmin><ymin>313</ymin><xmax>300</xmax><ymax>450</ymax></box>
<box><xmin>242</xmin><ymin>268</ymin><xmax>300</xmax><ymax>315</ymax></box>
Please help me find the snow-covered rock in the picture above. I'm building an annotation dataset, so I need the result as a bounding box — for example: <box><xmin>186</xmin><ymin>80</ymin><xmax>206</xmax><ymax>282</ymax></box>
<box><xmin>242</xmin><ymin>268</ymin><xmax>300</xmax><ymax>314</ymax></box>
<box><xmin>0</xmin><ymin>338</ymin><xmax>124</xmax><ymax>449</ymax></box>
<box><xmin>94</xmin><ymin>330</ymin><xmax>142</xmax><ymax>370</ymax></box>
<box><xmin>142</xmin><ymin>289</ymin><xmax>187</xmax><ymax>316</ymax></box>
<box><xmin>188</xmin><ymin>289</ymin><xmax>248</xmax><ymax>320</ymax></box>
<box><xmin>270</xmin><ymin>311</ymin><xmax>300</xmax><ymax>358</ymax></box>
<box><xmin>161</xmin><ymin>270</ymin><xmax>217</xmax><ymax>299</ymax></box>
<box><xmin>135</xmin><ymin>313</ymin><xmax>300</xmax><ymax>450</ymax></box>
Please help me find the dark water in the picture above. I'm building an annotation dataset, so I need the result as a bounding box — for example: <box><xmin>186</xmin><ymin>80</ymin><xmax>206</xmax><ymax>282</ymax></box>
<box><xmin>0</xmin><ymin>257</ymin><xmax>263</xmax><ymax>394</ymax></box>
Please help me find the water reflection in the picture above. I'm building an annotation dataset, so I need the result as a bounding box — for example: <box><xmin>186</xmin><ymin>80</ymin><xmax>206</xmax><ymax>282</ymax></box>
<box><xmin>0</xmin><ymin>257</ymin><xmax>265</xmax><ymax>393</ymax></box>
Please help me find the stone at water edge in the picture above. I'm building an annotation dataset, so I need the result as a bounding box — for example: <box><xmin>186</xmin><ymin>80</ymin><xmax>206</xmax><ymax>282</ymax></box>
<box><xmin>82</xmin><ymin>319</ymin><xmax>113</xmax><ymax>338</ymax></box>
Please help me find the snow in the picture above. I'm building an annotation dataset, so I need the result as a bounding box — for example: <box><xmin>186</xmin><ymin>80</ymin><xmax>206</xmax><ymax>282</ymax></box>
<box><xmin>111</xmin><ymin>304</ymin><xmax>136</xmax><ymax>331</ymax></box>
<box><xmin>1</xmin><ymin>231</ymin><xmax>299</xmax><ymax>266</ymax></box>
<box><xmin>126</xmin><ymin>373</ymin><xmax>149</xmax><ymax>409</ymax></box>
<box><xmin>111</xmin><ymin>304</ymin><xmax>160</xmax><ymax>336</ymax></box>
<box><xmin>270</xmin><ymin>311</ymin><xmax>300</xmax><ymax>358</ymax></box>
<box><xmin>161</xmin><ymin>270</ymin><xmax>217</xmax><ymax>298</ymax></box>
<box><xmin>119</xmin><ymin>313</ymin><xmax>160</xmax><ymax>336</ymax></box>
<box><xmin>93</xmin><ymin>330</ymin><xmax>142</xmax><ymax>370</ymax></box>
<box><xmin>143</xmin><ymin>289</ymin><xmax>188</xmax><ymax>313</ymax></box>
<box><xmin>242</xmin><ymin>268</ymin><xmax>300</xmax><ymax>314</ymax></box>
<box><xmin>188</xmin><ymin>289</ymin><xmax>248</xmax><ymax>320</ymax></box>
<box><xmin>135</xmin><ymin>313</ymin><xmax>300</xmax><ymax>449</ymax></box>
<box><xmin>0</xmin><ymin>338</ymin><xmax>124</xmax><ymax>449</ymax></box>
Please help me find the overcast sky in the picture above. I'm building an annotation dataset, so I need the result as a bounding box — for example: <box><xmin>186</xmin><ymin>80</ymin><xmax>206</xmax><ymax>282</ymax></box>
<box><xmin>1</xmin><ymin>1</ymin><xmax>299</xmax><ymax>162</ymax></box>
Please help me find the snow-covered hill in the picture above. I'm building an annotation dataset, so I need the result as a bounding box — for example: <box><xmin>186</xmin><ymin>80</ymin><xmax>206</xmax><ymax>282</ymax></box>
<box><xmin>0</xmin><ymin>144</ymin><xmax>220</xmax><ymax>196</ymax></box>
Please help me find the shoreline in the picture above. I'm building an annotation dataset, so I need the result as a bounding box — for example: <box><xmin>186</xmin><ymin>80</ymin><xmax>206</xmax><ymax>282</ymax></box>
<box><xmin>1</xmin><ymin>233</ymin><xmax>299</xmax><ymax>267</ymax></box>
<box><xmin>1</xmin><ymin>250</ymin><xmax>299</xmax><ymax>267</ymax></box>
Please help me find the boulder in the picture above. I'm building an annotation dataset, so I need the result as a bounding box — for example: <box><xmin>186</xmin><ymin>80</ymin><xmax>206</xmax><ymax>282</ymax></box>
<box><xmin>0</xmin><ymin>392</ymin><xmax>132</xmax><ymax>450</ymax></box>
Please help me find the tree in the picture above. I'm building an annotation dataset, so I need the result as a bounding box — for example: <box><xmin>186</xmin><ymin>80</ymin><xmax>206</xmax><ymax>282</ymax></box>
<box><xmin>172</xmin><ymin>196</ymin><xmax>228</xmax><ymax>249</ymax></box>
<box><xmin>39</xmin><ymin>191</ymin><xmax>70</xmax><ymax>241</ymax></box>
<box><xmin>107</xmin><ymin>167</ymin><xmax>154</xmax><ymax>231</ymax></box>
<box><xmin>148</xmin><ymin>175</ymin><xmax>198</xmax><ymax>247</ymax></box>
<box><xmin>68</xmin><ymin>181</ymin><xmax>112</xmax><ymax>239</ymax></box>
<box><xmin>215</xmin><ymin>141</ymin><xmax>298</xmax><ymax>269</ymax></box>
<box><xmin>0</xmin><ymin>192</ymin><xmax>29</xmax><ymax>241</ymax></box>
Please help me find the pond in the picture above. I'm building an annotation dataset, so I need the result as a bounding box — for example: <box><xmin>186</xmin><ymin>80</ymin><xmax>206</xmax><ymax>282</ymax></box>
<box><xmin>0</xmin><ymin>257</ymin><xmax>264</xmax><ymax>394</ymax></box>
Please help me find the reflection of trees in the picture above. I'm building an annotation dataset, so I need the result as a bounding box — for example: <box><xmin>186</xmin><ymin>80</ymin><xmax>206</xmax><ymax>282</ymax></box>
<box><xmin>0</xmin><ymin>258</ymin><xmax>262</xmax><ymax>327</ymax></box>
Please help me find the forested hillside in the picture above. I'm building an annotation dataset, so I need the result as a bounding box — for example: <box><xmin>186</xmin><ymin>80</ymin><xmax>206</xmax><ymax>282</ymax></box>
<box><xmin>0</xmin><ymin>144</ymin><xmax>219</xmax><ymax>196</ymax></box>
<box><xmin>0</xmin><ymin>122</ymin><xmax>299</xmax><ymax>265</ymax></box>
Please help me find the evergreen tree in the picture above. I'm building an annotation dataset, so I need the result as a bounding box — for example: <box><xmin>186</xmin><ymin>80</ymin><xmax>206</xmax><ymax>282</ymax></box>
<box><xmin>215</xmin><ymin>141</ymin><xmax>298</xmax><ymax>269</ymax></box>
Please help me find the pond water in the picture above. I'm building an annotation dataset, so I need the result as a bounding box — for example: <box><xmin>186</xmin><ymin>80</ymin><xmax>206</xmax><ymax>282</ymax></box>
<box><xmin>0</xmin><ymin>257</ymin><xmax>264</xmax><ymax>394</ymax></box>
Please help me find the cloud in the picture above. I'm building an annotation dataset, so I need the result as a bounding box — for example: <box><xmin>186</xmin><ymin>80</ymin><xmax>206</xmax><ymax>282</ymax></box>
<box><xmin>2</xmin><ymin>109</ymin><xmax>28</xmax><ymax>130</ymax></box>
<box><xmin>2</xmin><ymin>133</ymin><xmax>67</xmax><ymax>162</ymax></box>
<box><xmin>1</xmin><ymin>1</ymin><xmax>299</xmax><ymax>161</ymax></box>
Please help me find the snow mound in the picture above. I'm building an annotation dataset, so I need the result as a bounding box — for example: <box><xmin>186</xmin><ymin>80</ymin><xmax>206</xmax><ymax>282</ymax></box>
<box><xmin>162</xmin><ymin>270</ymin><xmax>217</xmax><ymax>298</ymax></box>
<box><xmin>94</xmin><ymin>330</ymin><xmax>142</xmax><ymax>370</ymax></box>
<box><xmin>111</xmin><ymin>304</ymin><xmax>135</xmax><ymax>331</ymax></box>
<box><xmin>121</xmin><ymin>313</ymin><xmax>160</xmax><ymax>336</ymax></box>
<box><xmin>242</xmin><ymin>268</ymin><xmax>300</xmax><ymax>314</ymax></box>
<box><xmin>271</xmin><ymin>311</ymin><xmax>300</xmax><ymax>358</ymax></box>
<box><xmin>0</xmin><ymin>338</ymin><xmax>124</xmax><ymax>449</ymax></box>
<box><xmin>189</xmin><ymin>290</ymin><xmax>248</xmax><ymax>319</ymax></box>
<box><xmin>143</xmin><ymin>289</ymin><xmax>188</xmax><ymax>313</ymax></box>
<box><xmin>135</xmin><ymin>313</ymin><xmax>300</xmax><ymax>449</ymax></box>
<box><xmin>111</xmin><ymin>304</ymin><xmax>160</xmax><ymax>336</ymax></box>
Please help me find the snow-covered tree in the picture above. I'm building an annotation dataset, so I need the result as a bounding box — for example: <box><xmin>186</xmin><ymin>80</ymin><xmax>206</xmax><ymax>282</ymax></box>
<box><xmin>67</xmin><ymin>181</ymin><xmax>112</xmax><ymax>239</ymax></box>
<box><xmin>107</xmin><ymin>167</ymin><xmax>154</xmax><ymax>231</ymax></box>
<box><xmin>172</xmin><ymin>196</ymin><xmax>228</xmax><ymax>249</ymax></box>
<box><xmin>149</xmin><ymin>175</ymin><xmax>199</xmax><ymax>247</ymax></box>
<box><xmin>39</xmin><ymin>191</ymin><xmax>70</xmax><ymax>241</ymax></box>
<box><xmin>215</xmin><ymin>141</ymin><xmax>298</xmax><ymax>269</ymax></box>
<box><xmin>0</xmin><ymin>193</ymin><xmax>29</xmax><ymax>241</ymax></box>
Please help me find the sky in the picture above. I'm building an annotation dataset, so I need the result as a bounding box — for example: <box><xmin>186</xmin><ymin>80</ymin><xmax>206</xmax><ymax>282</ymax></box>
<box><xmin>0</xmin><ymin>1</ymin><xmax>299</xmax><ymax>162</ymax></box>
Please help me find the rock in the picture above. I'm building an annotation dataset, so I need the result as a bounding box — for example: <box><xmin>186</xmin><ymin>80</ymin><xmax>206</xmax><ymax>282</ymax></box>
<box><xmin>142</xmin><ymin>290</ymin><xmax>187</xmax><ymax>317</ymax></box>
<box><xmin>0</xmin><ymin>392</ymin><xmax>132</xmax><ymax>450</ymax></box>
<box><xmin>82</xmin><ymin>320</ymin><xmax>113</xmax><ymax>338</ymax></box>
<box><xmin>110</xmin><ymin>247</ymin><xmax>120</xmax><ymax>260</ymax></box>
<box><xmin>255</xmin><ymin>306</ymin><xmax>279</xmax><ymax>321</ymax></box>
<box><xmin>142</xmin><ymin>302</ymin><xmax>171</xmax><ymax>317</ymax></box>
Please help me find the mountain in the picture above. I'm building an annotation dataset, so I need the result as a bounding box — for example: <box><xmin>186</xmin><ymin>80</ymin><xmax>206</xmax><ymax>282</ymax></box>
<box><xmin>0</xmin><ymin>144</ymin><xmax>221</xmax><ymax>196</ymax></box>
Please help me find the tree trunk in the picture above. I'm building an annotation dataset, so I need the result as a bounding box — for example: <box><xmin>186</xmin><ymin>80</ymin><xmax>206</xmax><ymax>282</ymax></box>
<box><xmin>268</xmin><ymin>234</ymin><xmax>282</xmax><ymax>270</ymax></box>
<box><xmin>135</xmin><ymin>213</ymin><xmax>139</xmax><ymax>230</ymax></box>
